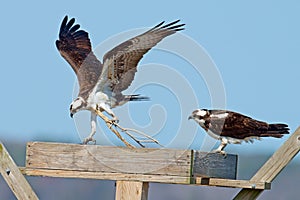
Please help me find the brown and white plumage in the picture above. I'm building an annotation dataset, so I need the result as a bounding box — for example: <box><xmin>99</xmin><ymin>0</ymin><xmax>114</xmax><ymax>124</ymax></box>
<box><xmin>56</xmin><ymin>16</ymin><xmax>185</xmax><ymax>144</ymax></box>
<box><xmin>56</xmin><ymin>16</ymin><xmax>102</xmax><ymax>100</ymax></box>
<box><xmin>100</xmin><ymin>19</ymin><xmax>184</xmax><ymax>96</ymax></box>
<box><xmin>188</xmin><ymin>109</ymin><xmax>289</xmax><ymax>154</ymax></box>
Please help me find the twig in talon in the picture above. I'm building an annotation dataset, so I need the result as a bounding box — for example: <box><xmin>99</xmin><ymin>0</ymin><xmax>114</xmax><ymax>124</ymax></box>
<box><xmin>108</xmin><ymin>125</ymin><xmax>135</xmax><ymax>149</ymax></box>
<box><xmin>125</xmin><ymin>128</ymin><xmax>164</xmax><ymax>147</ymax></box>
<box><xmin>117</xmin><ymin>128</ymin><xmax>145</xmax><ymax>148</ymax></box>
<box><xmin>93</xmin><ymin>107</ymin><xmax>163</xmax><ymax>148</ymax></box>
<box><xmin>116</xmin><ymin>126</ymin><xmax>164</xmax><ymax>147</ymax></box>
<box><xmin>107</xmin><ymin>120</ymin><xmax>116</xmax><ymax>129</ymax></box>
<box><xmin>94</xmin><ymin>109</ymin><xmax>135</xmax><ymax>149</ymax></box>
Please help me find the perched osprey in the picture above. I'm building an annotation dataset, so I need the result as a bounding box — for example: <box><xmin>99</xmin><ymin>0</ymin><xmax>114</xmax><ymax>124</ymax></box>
<box><xmin>56</xmin><ymin>16</ymin><xmax>184</xmax><ymax>144</ymax></box>
<box><xmin>188</xmin><ymin>109</ymin><xmax>289</xmax><ymax>154</ymax></box>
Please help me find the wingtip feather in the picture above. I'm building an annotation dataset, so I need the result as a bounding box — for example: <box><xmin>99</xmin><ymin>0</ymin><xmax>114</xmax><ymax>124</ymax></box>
<box><xmin>160</xmin><ymin>19</ymin><xmax>182</xmax><ymax>29</ymax></box>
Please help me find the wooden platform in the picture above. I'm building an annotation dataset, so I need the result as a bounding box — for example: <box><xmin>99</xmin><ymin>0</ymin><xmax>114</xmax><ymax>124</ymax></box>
<box><xmin>1</xmin><ymin>126</ymin><xmax>299</xmax><ymax>200</ymax></box>
<box><xmin>23</xmin><ymin>141</ymin><xmax>270</xmax><ymax>190</ymax></box>
<box><xmin>25</xmin><ymin>142</ymin><xmax>238</xmax><ymax>182</ymax></box>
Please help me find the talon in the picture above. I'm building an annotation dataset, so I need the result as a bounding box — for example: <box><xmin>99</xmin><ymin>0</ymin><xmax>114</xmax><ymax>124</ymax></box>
<box><xmin>105</xmin><ymin>119</ymin><xmax>115</xmax><ymax>128</ymax></box>
<box><xmin>106</xmin><ymin>117</ymin><xmax>119</xmax><ymax>128</ymax></box>
<box><xmin>112</xmin><ymin>117</ymin><xmax>119</xmax><ymax>124</ymax></box>
<box><xmin>210</xmin><ymin>149</ymin><xmax>227</xmax><ymax>157</ymax></box>
<box><xmin>220</xmin><ymin>151</ymin><xmax>227</xmax><ymax>157</ymax></box>
<box><xmin>108</xmin><ymin>122</ymin><xmax>113</xmax><ymax>129</ymax></box>
<box><xmin>82</xmin><ymin>137</ymin><xmax>96</xmax><ymax>145</ymax></box>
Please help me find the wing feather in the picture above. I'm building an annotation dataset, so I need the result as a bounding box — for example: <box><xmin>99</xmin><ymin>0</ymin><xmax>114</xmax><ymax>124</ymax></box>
<box><xmin>209</xmin><ymin>111</ymin><xmax>269</xmax><ymax>139</ymax></box>
<box><xmin>55</xmin><ymin>16</ymin><xmax>102</xmax><ymax>99</ymax></box>
<box><xmin>97</xmin><ymin>20</ymin><xmax>185</xmax><ymax>95</ymax></box>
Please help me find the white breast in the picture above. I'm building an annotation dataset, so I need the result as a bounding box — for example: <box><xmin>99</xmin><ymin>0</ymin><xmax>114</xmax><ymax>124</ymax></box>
<box><xmin>87</xmin><ymin>92</ymin><xmax>110</xmax><ymax>110</ymax></box>
<box><xmin>95</xmin><ymin>92</ymin><xmax>109</xmax><ymax>102</ymax></box>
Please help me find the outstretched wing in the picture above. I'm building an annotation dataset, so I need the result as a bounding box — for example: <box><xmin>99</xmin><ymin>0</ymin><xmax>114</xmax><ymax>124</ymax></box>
<box><xmin>95</xmin><ymin>20</ymin><xmax>185</xmax><ymax>95</ymax></box>
<box><xmin>56</xmin><ymin>16</ymin><xmax>102</xmax><ymax>99</ymax></box>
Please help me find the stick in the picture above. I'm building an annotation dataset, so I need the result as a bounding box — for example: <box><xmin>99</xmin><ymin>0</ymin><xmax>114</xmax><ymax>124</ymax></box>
<box><xmin>93</xmin><ymin>108</ymin><xmax>163</xmax><ymax>148</ymax></box>
<box><xmin>94</xmin><ymin>109</ymin><xmax>135</xmax><ymax>149</ymax></box>
<box><xmin>116</xmin><ymin>125</ymin><xmax>163</xmax><ymax>147</ymax></box>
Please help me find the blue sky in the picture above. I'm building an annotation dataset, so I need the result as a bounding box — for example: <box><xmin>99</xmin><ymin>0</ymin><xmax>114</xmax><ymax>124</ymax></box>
<box><xmin>1</xmin><ymin>1</ymin><xmax>299</xmax><ymax>156</ymax></box>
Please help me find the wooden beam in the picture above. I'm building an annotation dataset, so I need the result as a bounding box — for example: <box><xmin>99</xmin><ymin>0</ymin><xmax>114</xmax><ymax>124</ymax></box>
<box><xmin>26</xmin><ymin>142</ymin><xmax>192</xmax><ymax>177</ymax></box>
<box><xmin>0</xmin><ymin>142</ymin><xmax>38</xmax><ymax>200</ymax></box>
<box><xmin>196</xmin><ymin>177</ymin><xmax>270</xmax><ymax>190</ymax></box>
<box><xmin>20</xmin><ymin>167</ymin><xmax>191</xmax><ymax>184</ymax></box>
<box><xmin>115</xmin><ymin>181</ymin><xmax>148</xmax><ymax>200</ymax></box>
<box><xmin>233</xmin><ymin>126</ymin><xmax>300</xmax><ymax>200</ymax></box>
<box><xmin>20</xmin><ymin>168</ymin><xmax>271</xmax><ymax>190</ymax></box>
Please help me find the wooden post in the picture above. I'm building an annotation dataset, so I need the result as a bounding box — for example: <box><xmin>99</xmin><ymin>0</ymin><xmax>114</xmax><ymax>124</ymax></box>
<box><xmin>0</xmin><ymin>142</ymin><xmax>38</xmax><ymax>200</ymax></box>
<box><xmin>115</xmin><ymin>181</ymin><xmax>149</xmax><ymax>200</ymax></box>
<box><xmin>233</xmin><ymin>127</ymin><xmax>300</xmax><ymax>200</ymax></box>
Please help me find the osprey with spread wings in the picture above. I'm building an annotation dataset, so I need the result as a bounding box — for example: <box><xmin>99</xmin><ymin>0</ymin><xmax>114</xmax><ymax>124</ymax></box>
<box><xmin>56</xmin><ymin>16</ymin><xmax>184</xmax><ymax>144</ymax></box>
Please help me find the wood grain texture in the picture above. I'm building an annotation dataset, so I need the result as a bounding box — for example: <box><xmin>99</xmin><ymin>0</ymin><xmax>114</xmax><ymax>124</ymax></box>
<box><xmin>20</xmin><ymin>167</ymin><xmax>273</xmax><ymax>190</ymax></box>
<box><xmin>115</xmin><ymin>181</ymin><xmax>148</xmax><ymax>200</ymax></box>
<box><xmin>196</xmin><ymin>177</ymin><xmax>270</xmax><ymax>189</ymax></box>
<box><xmin>26</xmin><ymin>142</ymin><xmax>238</xmax><ymax>180</ymax></box>
<box><xmin>20</xmin><ymin>168</ymin><xmax>191</xmax><ymax>184</ymax></box>
<box><xmin>26</xmin><ymin>142</ymin><xmax>191</xmax><ymax>177</ymax></box>
<box><xmin>0</xmin><ymin>142</ymin><xmax>38</xmax><ymax>200</ymax></box>
<box><xmin>193</xmin><ymin>151</ymin><xmax>237</xmax><ymax>179</ymax></box>
<box><xmin>233</xmin><ymin>126</ymin><xmax>300</xmax><ymax>200</ymax></box>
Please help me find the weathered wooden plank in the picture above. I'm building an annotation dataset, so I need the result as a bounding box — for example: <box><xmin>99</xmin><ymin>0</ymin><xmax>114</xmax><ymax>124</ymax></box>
<box><xmin>20</xmin><ymin>168</ymin><xmax>191</xmax><ymax>184</ymax></box>
<box><xmin>196</xmin><ymin>177</ymin><xmax>270</xmax><ymax>190</ymax></box>
<box><xmin>193</xmin><ymin>151</ymin><xmax>237</xmax><ymax>179</ymax></box>
<box><xmin>234</xmin><ymin>126</ymin><xmax>300</xmax><ymax>200</ymax></box>
<box><xmin>20</xmin><ymin>167</ymin><xmax>272</xmax><ymax>190</ymax></box>
<box><xmin>0</xmin><ymin>142</ymin><xmax>38</xmax><ymax>200</ymax></box>
<box><xmin>26</xmin><ymin>142</ymin><xmax>191</xmax><ymax>177</ymax></box>
<box><xmin>115</xmin><ymin>181</ymin><xmax>148</xmax><ymax>200</ymax></box>
<box><xmin>26</xmin><ymin>142</ymin><xmax>239</xmax><ymax>180</ymax></box>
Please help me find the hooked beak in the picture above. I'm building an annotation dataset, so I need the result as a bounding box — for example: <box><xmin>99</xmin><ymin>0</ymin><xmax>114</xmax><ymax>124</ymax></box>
<box><xmin>188</xmin><ymin>115</ymin><xmax>193</xmax><ymax>120</ymax></box>
<box><xmin>70</xmin><ymin>113</ymin><xmax>74</xmax><ymax>118</ymax></box>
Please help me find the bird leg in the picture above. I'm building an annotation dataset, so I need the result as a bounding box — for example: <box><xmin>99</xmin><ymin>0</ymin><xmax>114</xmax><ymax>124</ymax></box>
<box><xmin>97</xmin><ymin>103</ymin><xmax>119</xmax><ymax>125</ymax></box>
<box><xmin>211</xmin><ymin>138</ymin><xmax>228</xmax><ymax>156</ymax></box>
<box><xmin>82</xmin><ymin>112</ymin><xmax>97</xmax><ymax>144</ymax></box>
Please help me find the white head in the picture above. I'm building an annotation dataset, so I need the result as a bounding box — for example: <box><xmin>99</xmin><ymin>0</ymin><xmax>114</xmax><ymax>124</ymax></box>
<box><xmin>188</xmin><ymin>109</ymin><xmax>208</xmax><ymax>125</ymax></box>
<box><xmin>69</xmin><ymin>97</ymin><xmax>86</xmax><ymax>118</ymax></box>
